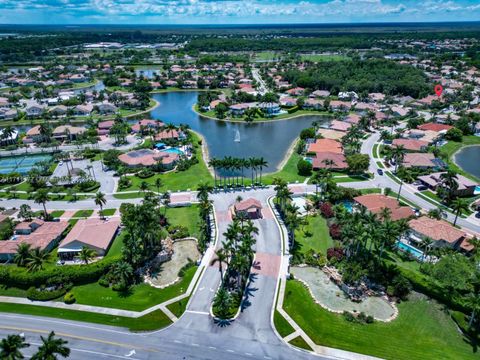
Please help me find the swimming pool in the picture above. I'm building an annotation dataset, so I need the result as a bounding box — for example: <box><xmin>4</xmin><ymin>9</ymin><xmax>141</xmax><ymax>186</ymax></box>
<box><xmin>340</xmin><ymin>200</ymin><xmax>354</xmax><ymax>213</ymax></box>
<box><xmin>0</xmin><ymin>154</ymin><xmax>52</xmax><ymax>174</ymax></box>
<box><xmin>397</xmin><ymin>241</ymin><xmax>424</xmax><ymax>260</ymax></box>
<box><xmin>163</xmin><ymin>148</ymin><xmax>184</xmax><ymax>155</ymax></box>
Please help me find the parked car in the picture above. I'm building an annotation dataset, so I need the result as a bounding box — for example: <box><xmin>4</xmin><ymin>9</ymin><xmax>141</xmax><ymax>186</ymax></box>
<box><xmin>417</xmin><ymin>185</ymin><xmax>428</xmax><ymax>191</ymax></box>
<box><xmin>377</xmin><ymin>169</ymin><xmax>384</xmax><ymax>175</ymax></box>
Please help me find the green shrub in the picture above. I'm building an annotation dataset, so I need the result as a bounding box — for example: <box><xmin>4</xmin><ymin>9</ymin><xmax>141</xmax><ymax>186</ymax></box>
<box><xmin>63</xmin><ymin>292</ymin><xmax>76</xmax><ymax>304</ymax></box>
<box><xmin>0</xmin><ymin>257</ymin><xmax>119</xmax><ymax>288</ymax></box>
<box><xmin>27</xmin><ymin>286</ymin><xmax>68</xmax><ymax>301</ymax></box>
<box><xmin>98</xmin><ymin>277</ymin><xmax>110</xmax><ymax>287</ymax></box>
<box><xmin>287</xmin><ymin>106</ymin><xmax>299</xmax><ymax>114</ymax></box>
<box><xmin>138</xmin><ymin>169</ymin><xmax>154</xmax><ymax>179</ymax></box>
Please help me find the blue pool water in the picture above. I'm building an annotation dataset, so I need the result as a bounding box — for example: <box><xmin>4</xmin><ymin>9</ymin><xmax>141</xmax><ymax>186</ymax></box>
<box><xmin>475</xmin><ymin>186</ymin><xmax>480</xmax><ymax>195</ymax></box>
<box><xmin>397</xmin><ymin>241</ymin><xmax>424</xmax><ymax>260</ymax></box>
<box><xmin>163</xmin><ymin>148</ymin><xmax>184</xmax><ymax>155</ymax></box>
<box><xmin>0</xmin><ymin>154</ymin><xmax>52</xmax><ymax>174</ymax></box>
<box><xmin>340</xmin><ymin>201</ymin><xmax>354</xmax><ymax>213</ymax></box>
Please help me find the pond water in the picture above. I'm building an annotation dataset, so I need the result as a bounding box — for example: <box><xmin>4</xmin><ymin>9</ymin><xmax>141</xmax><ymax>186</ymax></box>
<box><xmin>149</xmin><ymin>91</ymin><xmax>330</xmax><ymax>173</ymax></box>
<box><xmin>454</xmin><ymin>145</ymin><xmax>480</xmax><ymax>179</ymax></box>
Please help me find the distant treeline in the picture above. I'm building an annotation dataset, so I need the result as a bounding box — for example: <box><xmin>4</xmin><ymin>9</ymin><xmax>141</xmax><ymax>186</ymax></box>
<box><xmin>283</xmin><ymin>59</ymin><xmax>430</xmax><ymax>98</ymax></box>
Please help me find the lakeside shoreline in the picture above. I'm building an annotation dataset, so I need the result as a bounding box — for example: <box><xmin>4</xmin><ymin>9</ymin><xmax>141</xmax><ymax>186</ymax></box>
<box><xmin>452</xmin><ymin>143</ymin><xmax>480</xmax><ymax>182</ymax></box>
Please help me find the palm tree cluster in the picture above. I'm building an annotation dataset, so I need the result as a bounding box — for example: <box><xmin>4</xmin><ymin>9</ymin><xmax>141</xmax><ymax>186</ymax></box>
<box><xmin>0</xmin><ymin>331</ymin><xmax>70</xmax><ymax>360</ymax></box>
<box><xmin>208</xmin><ymin>156</ymin><xmax>268</xmax><ymax>188</ymax></box>
<box><xmin>341</xmin><ymin>125</ymin><xmax>363</xmax><ymax>154</ymax></box>
<box><xmin>14</xmin><ymin>243</ymin><xmax>50</xmax><ymax>272</ymax></box>
<box><xmin>212</xmin><ymin>218</ymin><xmax>258</xmax><ymax>319</ymax></box>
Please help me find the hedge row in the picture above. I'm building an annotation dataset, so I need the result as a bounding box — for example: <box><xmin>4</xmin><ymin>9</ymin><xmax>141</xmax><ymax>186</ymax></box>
<box><xmin>27</xmin><ymin>285</ymin><xmax>69</xmax><ymax>301</ymax></box>
<box><xmin>0</xmin><ymin>256</ymin><xmax>120</xmax><ymax>288</ymax></box>
<box><xmin>398</xmin><ymin>266</ymin><xmax>468</xmax><ymax>313</ymax></box>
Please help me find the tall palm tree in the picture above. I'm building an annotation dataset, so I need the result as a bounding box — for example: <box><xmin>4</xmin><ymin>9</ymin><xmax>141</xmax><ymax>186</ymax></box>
<box><xmin>439</xmin><ymin>170</ymin><xmax>459</xmax><ymax>203</ymax></box>
<box><xmin>94</xmin><ymin>191</ymin><xmax>107</xmax><ymax>219</ymax></box>
<box><xmin>466</xmin><ymin>292</ymin><xmax>480</xmax><ymax>328</ymax></box>
<box><xmin>31</xmin><ymin>331</ymin><xmax>70</xmax><ymax>360</ymax></box>
<box><xmin>154</xmin><ymin>177</ymin><xmax>163</xmax><ymax>197</ymax></box>
<box><xmin>139</xmin><ymin>181</ymin><xmax>150</xmax><ymax>194</ymax></box>
<box><xmin>391</xmin><ymin>145</ymin><xmax>406</xmax><ymax>173</ymax></box>
<box><xmin>33</xmin><ymin>189</ymin><xmax>50</xmax><ymax>219</ymax></box>
<box><xmin>420</xmin><ymin>236</ymin><xmax>433</xmax><ymax>262</ymax></box>
<box><xmin>0</xmin><ymin>334</ymin><xmax>30</xmax><ymax>360</ymax></box>
<box><xmin>211</xmin><ymin>248</ymin><xmax>228</xmax><ymax>283</ymax></box>
<box><xmin>451</xmin><ymin>198</ymin><xmax>469</xmax><ymax>226</ymax></box>
<box><xmin>112</xmin><ymin>261</ymin><xmax>134</xmax><ymax>288</ymax></box>
<box><xmin>256</xmin><ymin>157</ymin><xmax>268</xmax><ymax>185</ymax></box>
<box><xmin>13</xmin><ymin>243</ymin><xmax>32</xmax><ymax>267</ymax></box>
<box><xmin>26</xmin><ymin>248</ymin><xmax>49</xmax><ymax>272</ymax></box>
<box><xmin>197</xmin><ymin>183</ymin><xmax>213</xmax><ymax>202</ymax></box>
<box><xmin>77</xmin><ymin>246</ymin><xmax>97</xmax><ymax>264</ymax></box>
<box><xmin>208</xmin><ymin>158</ymin><xmax>219</xmax><ymax>188</ymax></box>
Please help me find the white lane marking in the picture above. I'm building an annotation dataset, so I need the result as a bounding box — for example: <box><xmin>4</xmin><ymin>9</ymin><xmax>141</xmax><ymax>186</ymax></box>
<box><xmin>192</xmin><ymin>343</ymin><xmax>199</xmax><ymax>347</ymax></box>
<box><xmin>125</xmin><ymin>350</ymin><xmax>136</xmax><ymax>357</ymax></box>
<box><xmin>199</xmin><ymin>287</ymin><xmax>205</xmax><ymax>291</ymax></box>
<box><xmin>174</xmin><ymin>340</ymin><xmax>182</xmax><ymax>344</ymax></box>
<box><xmin>208</xmin><ymin>346</ymin><xmax>217</xmax><ymax>350</ymax></box>
<box><xmin>245</xmin><ymin>352</ymin><xmax>253</xmax><ymax>356</ymax></box>
<box><xmin>226</xmin><ymin>349</ymin><xmax>235</xmax><ymax>353</ymax></box>
<box><xmin>28</xmin><ymin>342</ymin><xmax>140</xmax><ymax>360</ymax></box>
<box><xmin>264</xmin><ymin>357</ymin><xmax>272</xmax><ymax>359</ymax></box>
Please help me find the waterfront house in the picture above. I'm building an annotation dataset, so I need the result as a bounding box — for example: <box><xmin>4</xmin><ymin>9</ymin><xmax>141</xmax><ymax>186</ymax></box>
<box><xmin>312</xmin><ymin>152</ymin><xmax>348</xmax><ymax>171</ymax></box>
<box><xmin>52</xmin><ymin>125</ymin><xmax>86</xmax><ymax>141</ymax></box>
<box><xmin>74</xmin><ymin>104</ymin><xmax>94</xmax><ymax>116</ymax></box>
<box><xmin>402</xmin><ymin>153</ymin><xmax>439</xmax><ymax>169</ymax></box>
<box><xmin>258</xmin><ymin>102</ymin><xmax>280</xmax><ymax>115</ymax></box>
<box><xmin>118</xmin><ymin>149</ymin><xmax>179</xmax><ymax>169</ymax></box>
<box><xmin>97</xmin><ymin>120</ymin><xmax>115</xmax><ymax>135</ymax></box>
<box><xmin>392</xmin><ymin>138</ymin><xmax>429</xmax><ymax>152</ymax></box>
<box><xmin>97</xmin><ymin>102</ymin><xmax>117</xmax><ymax>115</ymax></box>
<box><xmin>25</xmin><ymin>103</ymin><xmax>46</xmax><ymax>118</ymax></box>
<box><xmin>307</xmin><ymin>138</ymin><xmax>343</xmax><ymax>154</ymax></box>
<box><xmin>417</xmin><ymin>172</ymin><xmax>478</xmax><ymax>197</ymax></box>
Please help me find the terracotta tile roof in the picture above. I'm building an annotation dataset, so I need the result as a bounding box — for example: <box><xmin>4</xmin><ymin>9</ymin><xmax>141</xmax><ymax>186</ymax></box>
<box><xmin>403</xmin><ymin>153</ymin><xmax>437</xmax><ymax>168</ymax></box>
<box><xmin>59</xmin><ymin>218</ymin><xmax>120</xmax><ymax>252</ymax></box>
<box><xmin>354</xmin><ymin>194</ymin><xmax>414</xmax><ymax>221</ymax></box>
<box><xmin>392</xmin><ymin>138</ymin><xmax>429</xmax><ymax>151</ymax></box>
<box><xmin>329</xmin><ymin>120</ymin><xmax>351</xmax><ymax>132</ymax></box>
<box><xmin>417</xmin><ymin>123</ymin><xmax>453</xmax><ymax>132</ymax></box>
<box><xmin>235</xmin><ymin>198</ymin><xmax>262</xmax><ymax>212</ymax></box>
<box><xmin>307</xmin><ymin>139</ymin><xmax>343</xmax><ymax>154</ymax></box>
<box><xmin>408</xmin><ymin>216</ymin><xmax>466</xmax><ymax>244</ymax></box>
<box><xmin>155</xmin><ymin>130</ymin><xmax>180</xmax><ymax>140</ymax></box>
<box><xmin>312</xmin><ymin>152</ymin><xmax>348</xmax><ymax>170</ymax></box>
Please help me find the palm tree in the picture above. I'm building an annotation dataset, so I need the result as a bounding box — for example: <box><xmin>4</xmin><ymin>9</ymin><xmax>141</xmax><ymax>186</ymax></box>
<box><xmin>139</xmin><ymin>181</ymin><xmax>150</xmax><ymax>194</ymax></box>
<box><xmin>466</xmin><ymin>292</ymin><xmax>480</xmax><ymax>328</ymax></box>
<box><xmin>212</xmin><ymin>286</ymin><xmax>232</xmax><ymax>319</ymax></box>
<box><xmin>451</xmin><ymin>198</ymin><xmax>469</xmax><ymax>226</ymax></box>
<box><xmin>208</xmin><ymin>158</ymin><xmax>219</xmax><ymax>187</ymax></box>
<box><xmin>13</xmin><ymin>243</ymin><xmax>32</xmax><ymax>267</ymax></box>
<box><xmin>391</xmin><ymin>145</ymin><xmax>406</xmax><ymax>173</ymax></box>
<box><xmin>77</xmin><ymin>246</ymin><xmax>97</xmax><ymax>264</ymax></box>
<box><xmin>197</xmin><ymin>183</ymin><xmax>213</xmax><ymax>202</ymax></box>
<box><xmin>420</xmin><ymin>236</ymin><xmax>433</xmax><ymax>262</ymax></box>
<box><xmin>256</xmin><ymin>157</ymin><xmax>268</xmax><ymax>185</ymax></box>
<box><xmin>112</xmin><ymin>261</ymin><xmax>134</xmax><ymax>288</ymax></box>
<box><xmin>439</xmin><ymin>170</ymin><xmax>459</xmax><ymax>203</ymax></box>
<box><xmin>211</xmin><ymin>249</ymin><xmax>228</xmax><ymax>283</ymax></box>
<box><xmin>33</xmin><ymin>189</ymin><xmax>50</xmax><ymax>220</ymax></box>
<box><xmin>154</xmin><ymin>177</ymin><xmax>163</xmax><ymax>196</ymax></box>
<box><xmin>94</xmin><ymin>191</ymin><xmax>107</xmax><ymax>219</ymax></box>
<box><xmin>26</xmin><ymin>248</ymin><xmax>49</xmax><ymax>272</ymax></box>
<box><xmin>0</xmin><ymin>334</ymin><xmax>30</xmax><ymax>360</ymax></box>
<box><xmin>31</xmin><ymin>331</ymin><xmax>70</xmax><ymax>360</ymax></box>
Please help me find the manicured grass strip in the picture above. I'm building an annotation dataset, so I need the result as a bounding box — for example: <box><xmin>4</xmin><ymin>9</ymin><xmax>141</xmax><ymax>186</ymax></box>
<box><xmin>372</xmin><ymin>144</ymin><xmax>379</xmax><ymax>158</ymax></box>
<box><xmin>360</xmin><ymin>188</ymin><xmax>382</xmax><ymax>195</ymax></box>
<box><xmin>71</xmin><ymin>266</ymin><xmax>197</xmax><ymax>311</ymax></box>
<box><xmin>101</xmin><ymin>208</ymin><xmax>117</xmax><ymax>217</ymax></box>
<box><xmin>72</xmin><ymin>209</ymin><xmax>94</xmax><ymax>218</ymax></box>
<box><xmin>0</xmin><ymin>303</ymin><xmax>171</xmax><ymax>332</ymax></box>
<box><xmin>376</xmin><ymin>161</ymin><xmax>384</xmax><ymax>169</ymax></box>
<box><xmin>50</xmin><ymin>210</ymin><xmax>65</xmax><ymax>218</ymax></box>
<box><xmin>165</xmin><ymin>205</ymin><xmax>200</xmax><ymax>239</ymax></box>
<box><xmin>114</xmin><ymin>192</ymin><xmax>143</xmax><ymax>199</ymax></box>
<box><xmin>289</xmin><ymin>336</ymin><xmax>313</xmax><ymax>351</ymax></box>
<box><xmin>105</xmin><ymin>231</ymin><xmax>125</xmax><ymax>258</ymax></box>
<box><xmin>274</xmin><ymin>310</ymin><xmax>295</xmax><ymax>338</ymax></box>
<box><xmin>283</xmin><ymin>280</ymin><xmax>477</xmax><ymax>360</ymax></box>
<box><xmin>166</xmin><ymin>296</ymin><xmax>191</xmax><ymax>318</ymax></box>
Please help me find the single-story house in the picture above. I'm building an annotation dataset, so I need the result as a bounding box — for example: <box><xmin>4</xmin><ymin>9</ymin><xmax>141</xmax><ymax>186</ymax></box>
<box><xmin>118</xmin><ymin>149</ymin><xmax>179</xmax><ymax>169</ymax></box>
<box><xmin>329</xmin><ymin>120</ymin><xmax>351</xmax><ymax>132</ymax></box>
<box><xmin>417</xmin><ymin>172</ymin><xmax>478</xmax><ymax>197</ymax></box>
<box><xmin>52</xmin><ymin>125</ymin><xmax>86</xmax><ymax>141</ymax></box>
<box><xmin>258</xmin><ymin>102</ymin><xmax>281</xmax><ymax>115</ymax></box>
<box><xmin>303</xmin><ymin>99</ymin><xmax>324</xmax><ymax>110</ymax></box>
<box><xmin>155</xmin><ymin>129</ymin><xmax>181</xmax><ymax>141</ymax></box>
<box><xmin>307</xmin><ymin>139</ymin><xmax>343</xmax><ymax>154</ymax></box>
<box><xmin>131</xmin><ymin>119</ymin><xmax>164</xmax><ymax>133</ymax></box>
<box><xmin>97</xmin><ymin>102</ymin><xmax>117</xmax><ymax>115</ymax></box>
<box><xmin>402</xmin><ymin>153</ymin><xmax>438</xmax><ymax>169</ymax></box>
<box><xmin>408</xmin><ymin>216</ymin><xmax>468</xmax><ymax>250</ymax></box>
<box><xmin>392</xmin><ymin>138</ymin><xmax>429</xmax><ymax>152</ymax></box>
<box><xmin>0</xmin><ymin>219</ymin><xmax>69</xmax><ymax>262</ymax></box>
<box><xmin>74</xmin><ymin>104</ymin><xmax>94</xmax><ymax>116</ymax></box>
<box><xmin>316</xmin><ymin>128</ymin><xmax>346</xmax><ymax>140</ymax></box>
<box><xmin>57</xmin><ymin>218</ymin><xmax>120</xmax><ymax>260</ymax></box>
<box><xmin>417</xmin><ymin>123</ymin><xmax>453</xmax><ymax>133</ymax></box>
<box><xmin>234</xmin><ymin>198</ymin><xmax>263</xmax><ymax>219</ymax></box>
<box><xmin>312</xmin><ymin>152</ymin><xmax>348</xmax><ymax>171</ymax></box>
<box><xmin>353</xmin><ymin>194</ymin><xmax>415</xmax><ymax>221</ymax></box>
<box><xmin>97</xmin><ymin>120</ymin><xmax>115</xmax><ymax>135</ymax></box>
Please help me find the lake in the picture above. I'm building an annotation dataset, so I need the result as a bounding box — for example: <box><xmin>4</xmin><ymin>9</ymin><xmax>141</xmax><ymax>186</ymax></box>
<box><xmin>149</xmin><ymin>91</ymin><xmax>330</xmax><ymax>173</ymax></box>
<box><xmin>455</xmin><ymin>145</ymin><xmax>480</xmax><ymax>179</ymax></box>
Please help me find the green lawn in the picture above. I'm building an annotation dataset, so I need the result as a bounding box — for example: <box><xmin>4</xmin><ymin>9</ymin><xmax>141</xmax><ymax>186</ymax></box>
<box><xmin>274</xmin><ymin>310</ymin><xmax>295</xmax><ymax>337</ymax></box>
<box><xmin>71</xmin><ymin>266</ymin><xmax>197</xmax><ymax>311</ymax></box>
<box><xmin>105</xmin><ymin>231</ymin><xmax>125</xmax><ymax>259</ymax></box>
<box><xmin>113</xmin><ymin>192</ymin><xmax>143</xmax><ymax>199</ymax></box>
<box><xmin>262</xmin><ymin>151</ymin><xmax>307</xmax><ymax>185</ymax></box>
<box><xmin>72</xmin><ymin>209</ymin><xmax>94</xmax><ymax>218</ymax></box>
<box><xmin>50</xmin><ymin>210</ymin><xmax>65</xmax><ymax>218</ymax></box>
<box><xmin>254</xmin><ymin>51</ymin><xmax>280</xmax><ymax>61</ymax></box>
<box><xmin>0</xmin><ymin>302</ymin><xmax>171</xmax><ymax>332</ymax></box>
<box><xmin>294</xmin><ymin>214</ymin><xmax>333</xmax><ymax>255</ymax></box>
<box><xmin>300</xmin><ymin>54</ymin><xmax>349</xmax><ymax>62</ymax></box>
<box><xmin>165</xmin><ymin>205</ymin><xmax>201</xmax><ymax>239</ymax></box>
<box><xmin>101</xmin><ymin>208</ymin><xmax>117</xmax><ymax>217</ymax></box>
<box><xmin>289</xmin><ymin>336</ymin><xmax>313</xmax><ymax>351</ymax></box>
<box><xmin>166</xmin><ymin>296</ymin><xmax>191</xmax><ymax>318</ymax></box>
<box><xmin>440</xmin><ymin>136</ymin><xmax>480</xmax><ymax>182</ymax></box>
<box><xmin>284</xmin><ymin>280</ymin><xmax>477</xmax><ymax>360</ymax></box>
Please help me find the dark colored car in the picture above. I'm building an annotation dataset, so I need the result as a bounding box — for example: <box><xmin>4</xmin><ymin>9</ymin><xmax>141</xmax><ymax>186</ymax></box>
<box><xmin>417</xmin><ymin>185</ymin><xmax>428</xmax><ymax>191</ymax></box>
<box><xmin>377</xmin><ymin>169</ymin><xmax>384</xmax><ymax>175</ymax></box>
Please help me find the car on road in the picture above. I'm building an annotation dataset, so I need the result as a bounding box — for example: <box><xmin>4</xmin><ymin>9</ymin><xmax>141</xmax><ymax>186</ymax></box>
<box><xmin>59</xmin><ymin>161</ymin><xmax>63</xmax><ymax>165</ymax></box>
<box><xmin>377</xmin><ymin>169</ymin><xmax>383</xmax><ymax>175</ymax></box>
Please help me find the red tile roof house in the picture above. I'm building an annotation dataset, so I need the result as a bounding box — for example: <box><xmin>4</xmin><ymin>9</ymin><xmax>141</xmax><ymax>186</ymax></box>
<box><xmin>312</xmin><ymin>152</ymin><xmax>348</xmax><ymax>171</ymax></box>
<box><xmin>353</xmin><ymin>194</ymin><xmax>414</xmax><ymax>221</ymax></box>
<box><xmin>402</xmin><ymin>153</ymin><xmax>438</xmax><ymax>169</ymax></box>
<box><xmin>329</xmin><ymin>120</ymin><xmax>351</xmax><ymax>132</ymax></box>
<box><xmin>234</xmin><ymin>198</ymin><xmax>263</xmax><ymax>219</ymax></box>
<box><xmin>57</xmin><ymin>218</ymin><xmax>120</xmax><ymax>260</ymax></box>
<box><xmin>229</xmin><ymin>103</ymin><xmax>256</xmax><ymax>116</ymax></box>
<box><xmin>417</xmin><ymin>123</ymin><xmax>453</xmax><ymax>132</ymax></box>
<box><xmin>97</xmin><ymin>120</ymin><xmax>115</xmax><ymax>135</ymax></box>
<box><xmin>286</xmin><ymin>87</ymin><xmax>305</xmax><ymax>96</ymax></box>
<box><xmin>307</xmin><ymin>139</ymin><xmax>343</xmax><ymax>154</ymax></box>
<box><xmin>408</xmin><ymin>216</ymin><xmax>470</xmax><ymax>251</ymax></box>
<box><xmin>392</xmin><ymin>138</ymin><xmax>429</xmax><ymax>152</ymax></box>
<box><xmin>0</xmin><ymin>219</ymin><xmax>69</xmax><ymax>262</ymax></box>
<box><xmin>118</xmin><ymin>149</ymin><xmax>179</xmax><ymax>170</ymax></box>
<box><xmin>154</xmin><ymin>129</ymin><xmax>181</xmax><ymax>141</ymax></box>
<box><xmin>131</xmin><ymin>119</ymin><xmax>165</xmax><ymax>134</ymax></box>
<box><xmin>329</xmin><ymin>100</ymin><xmax>351</xmax><ymax>112</ymax></box>
<box><xmin>417</xmin><ymin>172</ymin><xmax>478</xmax><ymax>197</ymax></box>
<box><xmin>344</xmin><ymin>114</ymin><xmax>362</xmax><ymax>124</ymax></box>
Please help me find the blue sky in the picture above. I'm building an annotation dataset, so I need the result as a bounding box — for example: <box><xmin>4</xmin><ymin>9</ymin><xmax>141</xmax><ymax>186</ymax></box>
<box><xmin>1</xmin><ymin>0</ymin><xmax>480</xmax><ymax>24</ymax></box>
